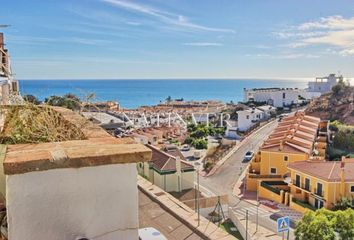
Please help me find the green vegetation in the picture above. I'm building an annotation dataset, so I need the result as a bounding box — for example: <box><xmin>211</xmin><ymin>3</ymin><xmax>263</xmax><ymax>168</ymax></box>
<box><xmin>45</xmin><ymin>93</ymin><xmax>81</xmax><ymax>111</ymax></box>
<box><xmin>23</xmin><ymin>94</ymin><xmax>41</xmax><ymax>105</ymax></box>
<box><xmin>332</xmin><ymin>78</ymin><xmax>350</xmax><ymax>96</ymax></box>
<box><xmin>328</xmin><ymin>121</ymin><xmax>354</xmax><ymax>160</ymax></box>
<box><xmin>333</xmin><ymin>197</ymin><xmax>353</xmax><ymax>211</ymax></box>
<box><xmin>0</xmin><ymin>105</ymin><xmax>86</xmax><ymax>144</ymax></box>
<box><xmin>220</xmin><ymin>219</ymin><xmax>243</xmax><ymax>239</ymax></box>
<box><xmin>185</xmin><ymin>124</ymin><xmax>225</xmax><ymax>150</ymax></box>
<box><xmin>292</xmin><ymin>198</ymin><xmax>317</xmax><ymax>211</ymax></box>
<box><xmin>260</xmin><ymin>181</ymin><xmax>287</xmax><ymax>195</ymax></box>
<box><xmin>295</xmin><ymin>208</ymin><xmax>354</xmax><ymax>240</ymax></box>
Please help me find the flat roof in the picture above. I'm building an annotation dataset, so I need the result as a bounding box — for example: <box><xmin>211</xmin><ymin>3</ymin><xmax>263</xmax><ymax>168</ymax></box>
<box><xmin>81</xmin><ymin>112</ymin><xmax>124</xmax><ymax>124</ymax></box>
<box><xmin>3</xmin><ymin>107</ymin><xmax>151</xmax><ymax>175</ymax></box>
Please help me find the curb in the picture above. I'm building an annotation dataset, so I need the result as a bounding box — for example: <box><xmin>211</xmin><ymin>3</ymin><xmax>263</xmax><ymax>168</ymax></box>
<box><xmin>206</xmin><ymin>119</ymin><xmax>277</xmax><ymax>177</ymax></box>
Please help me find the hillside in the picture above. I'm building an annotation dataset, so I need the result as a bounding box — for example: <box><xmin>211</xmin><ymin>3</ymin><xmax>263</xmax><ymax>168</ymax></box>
<box><xmin>305</xmin><ymin>86</ymin><xmax>354</xmax><ymax>125</ymax></box>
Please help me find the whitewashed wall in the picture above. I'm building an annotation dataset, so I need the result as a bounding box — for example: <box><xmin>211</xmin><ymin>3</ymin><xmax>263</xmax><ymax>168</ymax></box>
<box><xmin>6</xmin><ymin>163</ymin><xmax>139</xmax><ymax>240</ymax></box>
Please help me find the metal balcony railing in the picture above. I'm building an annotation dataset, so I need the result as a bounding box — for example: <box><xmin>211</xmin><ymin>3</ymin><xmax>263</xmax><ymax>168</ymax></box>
<box><xmin>292</xmin><ymin>179</ymin><xmax>311</xmax><ymax>191</ymax></box>
<box><xmin>314</xmin><ymin>188</ymin><xmax>324</xmax><ymax>197</ymax></box>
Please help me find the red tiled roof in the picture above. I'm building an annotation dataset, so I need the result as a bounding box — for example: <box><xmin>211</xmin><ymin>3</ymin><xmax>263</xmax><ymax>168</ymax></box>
<box><xmin>261</xmin><ymin>112</ymin><xmax>321</xmax><ymax>154</ymax></box>
<box><xmin>145</xmin><ymin>145</ymin><xmax>194</xmax><ymax>173</ymax></box>
<box><xmin>288</xmin><ymin>159</ymin><xmax>354</xmax><ymax>182</ymax></box>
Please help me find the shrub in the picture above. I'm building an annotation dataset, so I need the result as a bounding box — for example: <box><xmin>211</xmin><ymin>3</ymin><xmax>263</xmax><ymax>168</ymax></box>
<box><xmin>193</xmin><ymin>138</ymin><xmax>208</xmax><ymax>149</ymax></box>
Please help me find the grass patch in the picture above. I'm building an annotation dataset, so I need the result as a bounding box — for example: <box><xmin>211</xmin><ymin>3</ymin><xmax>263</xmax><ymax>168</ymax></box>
<box><xmin>220</xmin><ymin>219</ymin><xmax>243</xmax><ymax>239</ymax></box>
<box><xmin>0</xmin><ymin>105</ymin><xmax>86</xmax><ymax>144</ymax></box>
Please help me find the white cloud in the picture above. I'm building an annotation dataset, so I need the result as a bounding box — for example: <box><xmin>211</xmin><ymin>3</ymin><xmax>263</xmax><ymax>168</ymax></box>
<box><xmin>183</xmin><ymin>42</ymin><xmax>223</xmax><ymax>47</ymax></box>
<box><xmin>245</xmin><ymin>53</ymin><xmax>319</xmax><ymax>59</ymax></box>
<box><xmin>277</xmin><ymin>15</ymin><xmax>354</xmax><ymax>55</ymax></box>
<box><xmin>101</xmin><ymin>0</ymin><xmax>235</xmax><ymax>33</ymax></box>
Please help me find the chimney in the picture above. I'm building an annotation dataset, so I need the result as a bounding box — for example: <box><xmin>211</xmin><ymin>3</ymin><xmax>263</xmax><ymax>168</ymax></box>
<box><xmin>176</xmin><ymin>157</ymin><xmax>182</xmax><ymax>192</ymax></box>
<box><xmin>279</xmin><ymin>140</ymin><xmax>284</xmax><ymax>151</ymax></box>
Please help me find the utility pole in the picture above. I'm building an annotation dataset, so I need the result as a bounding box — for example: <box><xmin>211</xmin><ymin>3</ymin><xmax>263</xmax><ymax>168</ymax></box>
<box><xmin>245</xmin><ymin>210</ymin><xmax>248</xmax><ymax>240</ymax></box>
<box><xmin>197</xmin><ymin>172</ymin><xmax>200</xmax><ymax>227</ymax></box>
<box><xmin>256</xmin><ymin>180</ymin><xmax>259</xmax><ymax>232</ymax></box>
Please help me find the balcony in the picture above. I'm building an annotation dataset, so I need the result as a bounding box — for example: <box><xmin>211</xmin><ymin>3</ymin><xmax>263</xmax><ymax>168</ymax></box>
<box><xmin>292</xmin><ymin>180</ymin><xmax>311</xmax><ymax>192</ymax></box>
<box><xmin>314</xmin><ymin>188</ymin><xmax>324</xmax><ymax>197</ymax></box>
<box><xmin>292</xmin><ymin>198</ymin><xmax>317</xmax><ymax>211</ymax></box>
<box><xmin>248</xmin><ymin>174</ymin><xmax>282</xmax><ymax>179</ymax></box>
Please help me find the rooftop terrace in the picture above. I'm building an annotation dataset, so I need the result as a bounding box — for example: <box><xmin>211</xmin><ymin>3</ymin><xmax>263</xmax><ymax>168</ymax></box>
<box><xmin>1</xmin><ymin>106</ymin><xmax>151</xmax><ymax>175</ymax></box>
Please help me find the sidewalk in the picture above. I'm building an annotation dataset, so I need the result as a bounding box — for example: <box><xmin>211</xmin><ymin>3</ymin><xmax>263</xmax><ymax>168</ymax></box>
<box><xmin>206</xmin><ymin>120</ymin><xmax>277</xmax><ymax>177</ymax></box>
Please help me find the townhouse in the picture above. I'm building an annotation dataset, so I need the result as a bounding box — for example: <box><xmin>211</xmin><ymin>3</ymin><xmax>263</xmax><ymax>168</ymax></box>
<box><xmin>288</xmin><ymin>157</ymin><xmax>354</xmax><ymax>210</ymax></box>
<box><xmin>138</xmin><ymin>144</ymin><xmax>195</xmax><ymax>192</ymax></box>
<box><xmin>245</xmin><ymin>111</ymin><xmax>336</xmax><ymax>213</ymax></box>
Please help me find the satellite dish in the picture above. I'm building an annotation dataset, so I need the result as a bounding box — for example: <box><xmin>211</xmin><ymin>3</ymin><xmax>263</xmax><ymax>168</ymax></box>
<box><xmin>284</xmin><ymin>177</ymin><xmax>291</xmax><ymax>184</ymax></box>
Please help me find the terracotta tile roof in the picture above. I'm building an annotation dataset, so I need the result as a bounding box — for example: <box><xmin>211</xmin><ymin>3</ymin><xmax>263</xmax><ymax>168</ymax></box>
<box><xmin>146</xmin><ymin>145</ymin><xmax>194</xmax><ymax>173</ymax></box>
<box><xmin>288</xmin><ymin>159</ymin><xmax>354</xmax><ymax>182</ymax></box>
<box><xmin>261</xmin><ymin>112</ymin><xmax>320</xmax><ymax>154</ymax></box>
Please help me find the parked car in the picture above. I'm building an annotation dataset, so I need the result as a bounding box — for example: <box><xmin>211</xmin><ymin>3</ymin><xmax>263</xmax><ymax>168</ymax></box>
<box><xmin>243</xmin><ymin>151</ymin><xmax>254</xmax><ymax>162</ymax></box>
<box><xmin>139</xmin><ymin>227</ymin><xmax>167</xmax><ymax>240</ymax></box>
<box><xmin>181</xmin><ymin>144</ymin><xmax>190</xmax><ymax>151</ymax></box>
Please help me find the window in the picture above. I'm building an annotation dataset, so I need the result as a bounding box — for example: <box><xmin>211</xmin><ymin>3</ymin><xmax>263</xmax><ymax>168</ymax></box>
<box><xmin>351</xmin><ymin>185</ymin><xmax>354</xmax><ymax>193</ymax></box>
<box><xmin>270</xmin><ymin>167</ymin><xmax>277</xmax><ymax>174</ymax></box>
<box><xmin>284</xmin><ymin>156</ymin><xmax>288</xmax><ymax>161</ymax></box>
<box><xmin>305</xmin><ymin>178</ymin><xmax>310</xmax><ymax>191</ymax></box>
<box><xmin>295</xmin><ymin>174</ymin><xmax>301</xmax><ymax>187</ymax></box>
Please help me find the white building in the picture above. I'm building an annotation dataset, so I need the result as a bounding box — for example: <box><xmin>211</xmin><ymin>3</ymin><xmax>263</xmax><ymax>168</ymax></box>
<box><xmin>237</xmin><ymin>108</ymin><xmax>264</xmax><ymax>132</ymax></box>
<box><xmin>256</xmin><ymin>105</ymin><xmax>277</xmax><ymax>118</ymax></box>
<box><xmin>225</xmin><ymin>120</ymin><xmax>239</xmax><ymax>139</ymax></box>
<box><xmin>308</xmin><ymin>74</ymin><xmax>341</xmax><ymax>94</ymax></box>
<box><xmin>243</xmin><ymin>87</ymin><xmax>312</xmax><ymax>108</ymax></box>
<box><xmin>2</xmin><ymin>107</ymin><xmax>151</xmax><ymax>240</ymax></box>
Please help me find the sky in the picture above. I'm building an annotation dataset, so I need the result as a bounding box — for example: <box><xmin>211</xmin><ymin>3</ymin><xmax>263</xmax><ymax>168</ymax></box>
<box><xmin>1</xmin><ymin>0</ymin><xmax>354</xmax><ymax>79</ymax></box>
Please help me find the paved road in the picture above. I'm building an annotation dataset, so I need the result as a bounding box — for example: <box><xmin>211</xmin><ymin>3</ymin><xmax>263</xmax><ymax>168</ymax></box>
<box><xmin>197</xmin><ymin>120</ymin><xmax>299</xmax><ymax>239</ymax></box>
<box><xmin>199</xmin><ymin>120</ymin><xmax>278</xmax><ymax>198</ymax></box>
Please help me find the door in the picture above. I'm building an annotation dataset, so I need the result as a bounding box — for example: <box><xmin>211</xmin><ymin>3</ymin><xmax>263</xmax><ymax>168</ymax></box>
<box><xmin>315</xmin><ymin>198</ymin><xmax>324</xmax><ymax>209</ymax></box>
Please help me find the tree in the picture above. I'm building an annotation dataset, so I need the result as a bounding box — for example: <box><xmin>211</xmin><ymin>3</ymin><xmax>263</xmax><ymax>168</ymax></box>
<box><xmin>333</xmin><ymin>197</ymin><xmax>353</xmax><ymax>211</ymax></box>
<box><xmin>166</xmin><ymin>96</ymin><xmax>172</xmax><ymax>103</ymax></box>
<box><xmin>23</xmin><ymin>94</ymin><xmax>40</xmax><ymax>105</ymax></box>
<box><xmin>192</xmin><ymin>138</ymin><xmax>208</xmax><ymax>149</ymax></box>
<box><xmin>45</xmin><ymin>93</ymin><xmax>81</xmax><ymax>111</ymax></box>
<box><xmin>295</xmin><ymin>208</ymin><xmax>354</xmax><ymax>240</ymax></box>
<box><xmin>334</xmin><ymin>209</ymin><xmax>354</xmax><ymax>240</ymax></box>
<box><xmin>295</xmin><ymin>209</ymin><xmax>335</xmax><ymax>240</ymax></box>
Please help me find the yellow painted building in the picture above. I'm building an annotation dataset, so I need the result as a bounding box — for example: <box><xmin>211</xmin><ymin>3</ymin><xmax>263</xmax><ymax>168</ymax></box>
<box><xmin>288</xmin><ymin>157</ymin><xmax>354</xmax><ymax>211</ymax></box>
<box><xmin>246</xmin><ymin>112</ymin><xmax>327</xmax><ymax>191</ymax></box>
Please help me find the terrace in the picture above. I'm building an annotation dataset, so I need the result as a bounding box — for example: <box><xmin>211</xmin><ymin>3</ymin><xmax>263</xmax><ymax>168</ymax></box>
<box><xmin>0</xmin><ymin>105</ymin><xmax>152</xmax><ymax>240</ymax></box>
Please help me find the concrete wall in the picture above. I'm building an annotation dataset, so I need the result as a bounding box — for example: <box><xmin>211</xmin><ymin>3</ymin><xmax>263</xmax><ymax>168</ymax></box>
<box><xmin>258</xmin><ymin>184</ymin><xmax>284</xmax><ymax>204</ymax></box>
<box><xmin>152</xmin><ymin>171</ymin><xmax>194</xmax><ymax>192</ymax></box>
<box><xmin>6</xmin><ymin>163</ymin><xmax>139</xmax><ymax>240</ymax></box>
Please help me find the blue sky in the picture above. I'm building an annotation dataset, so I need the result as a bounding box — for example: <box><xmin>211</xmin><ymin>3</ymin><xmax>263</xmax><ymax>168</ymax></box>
<box><xmin>1</xmin><ymin>0</ymin><xmax>354</xmax><ymax>79</ymax></box>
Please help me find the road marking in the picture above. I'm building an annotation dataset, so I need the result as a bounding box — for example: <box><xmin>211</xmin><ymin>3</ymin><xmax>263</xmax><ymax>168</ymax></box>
<box><xmin>232</xmin><ymin>206</ymin><xmax>271</xmax><ymax>217</ymax></box>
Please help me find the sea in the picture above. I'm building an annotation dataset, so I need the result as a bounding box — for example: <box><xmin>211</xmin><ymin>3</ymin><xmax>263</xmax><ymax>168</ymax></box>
<box><xmin>19</xmin><ymin>79</ymin><xmax>309</xmax><ymax>109</ymax></box>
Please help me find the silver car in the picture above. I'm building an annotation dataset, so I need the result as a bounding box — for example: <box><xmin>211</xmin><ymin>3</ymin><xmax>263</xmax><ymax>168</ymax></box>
<box><xmin>243</xmin><ymin>151</ymin><xmax>254</xmax><ymax>162</ymax></box>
